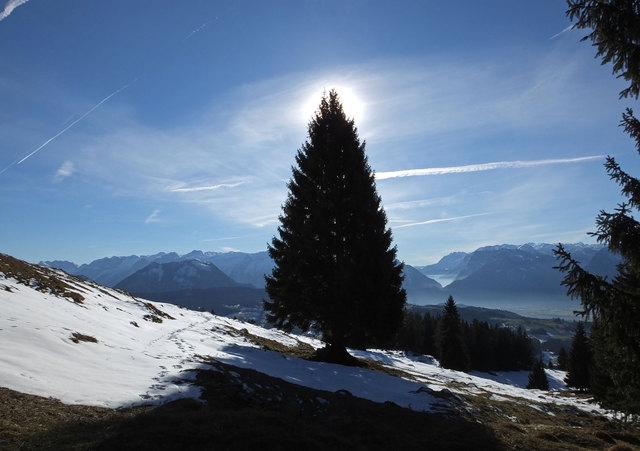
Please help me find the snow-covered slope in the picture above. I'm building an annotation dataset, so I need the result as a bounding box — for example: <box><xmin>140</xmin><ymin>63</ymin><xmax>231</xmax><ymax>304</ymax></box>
<box><xmin>0</xmin><ymin>254</ymin><xmax>603</xmax><ymax>418</ymax></box>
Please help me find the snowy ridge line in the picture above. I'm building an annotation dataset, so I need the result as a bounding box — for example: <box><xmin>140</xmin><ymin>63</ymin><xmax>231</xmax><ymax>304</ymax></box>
<box><xmin>1</xmin><ymin>256</ymin><xmax>604</xmax><ymax>417</ymax></box>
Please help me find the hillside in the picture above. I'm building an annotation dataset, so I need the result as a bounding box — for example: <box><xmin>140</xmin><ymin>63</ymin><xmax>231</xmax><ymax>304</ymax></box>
<box><xmin>3</xmin><ymin>253</ymin><xmax>638</xmax><ymax>449</ymax></box>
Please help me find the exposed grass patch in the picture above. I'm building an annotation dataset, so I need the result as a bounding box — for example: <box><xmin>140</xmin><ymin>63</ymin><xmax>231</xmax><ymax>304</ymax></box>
<box><xmin>234</xmin><ymin>327</ymin><xmax>316</xmax><ymax>359</ymax></box>
<box><xmin>235</xmin><ymin>326</ymin><xmax>422</xmax><ymax>381</ymax></box>
<box><xmin>453</xmin><ymin>389</ymin><xmax>640</xmax><ymax>450</ymax></box>
<box><xmin>142</xmin><ymin>301</ymin><xmax>174</xmax><ymax>320</ymax></box>
<box><xmin>0</xmin><ymin>253</ymin><xmax>85</xmax><ymax>304</ymax></box>
<box><xmin>70</xmin><ymin>332</ymin><xmax>98</xmax><ymax>344</ymax></box>
<box><xmin>96</xmin><ymin>287</ymin><xmax>121</xmax><ymax>300</ymax></box>
<box><xmin>0</xmin><ymin>387</ymin><xmax>150</xmax><ymax>450</ymax></box>
<box><xmin>143</xmin><ymin>314</ymin><xmax>163</xmax><ymax>323</ymax></box>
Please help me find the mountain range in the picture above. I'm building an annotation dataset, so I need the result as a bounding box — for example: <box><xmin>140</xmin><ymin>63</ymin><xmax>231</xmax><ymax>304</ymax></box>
<box><xmin>43</xmin><ymin>243</ymin><xmax>619</xmax><ymax>318</ymax></box>
<box><xmin>46</xmin><ymin>250</ymin><xmax>273</xmax><ymax>289</ymax></box>
<box><xmin>415</xmin><ymin>243</ymin><xmax>620</xmax><ymax>316</ymax></box>
<box><xmin>113</xmin><ymin>259</ymin><xmax>266</xmax><ymax>317</ymax></box>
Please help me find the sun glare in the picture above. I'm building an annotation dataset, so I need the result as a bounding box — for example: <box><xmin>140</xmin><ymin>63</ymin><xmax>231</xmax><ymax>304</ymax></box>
<box><xmin>301</xmin><ymin>85</ymin><xmax>365</xmax><ymax>123</ymax></box>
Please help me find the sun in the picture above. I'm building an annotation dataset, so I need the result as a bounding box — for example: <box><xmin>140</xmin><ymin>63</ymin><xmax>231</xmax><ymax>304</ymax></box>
<box><xmin>301</xmin><ymin>85</ymin><xmax>365</xmax><ymax>123</ymax></box>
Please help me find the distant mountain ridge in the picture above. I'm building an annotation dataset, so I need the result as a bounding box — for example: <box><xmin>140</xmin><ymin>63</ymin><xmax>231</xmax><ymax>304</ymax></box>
<box><xmin>44</xmin><ymin>251</ymin><xmax>274</xmax><ymax>289</ymax></box>
<box><xmin>43</xmin><ymin>251</ymin><xmax>443</xmax><ymax>304</ymax></box>
<box><xmin>115</xmin><ymin>260</ymin><xmax>241</xmax><ymax>293</ymax></box>
<box><xmin>113</xmin><ymin>259</ymin><xmax>266</xmax><ymax>317</ymax></box>
<box><xmin>414</xmin><ymin>243</ymin><xmax>620</xmax><ymax>316</ymax></box>
<box><xmin>42</xmin><ymin>243</ymin><xmax>620</xmax><ymax>317</ymax></box>
<box><xmin>417</xmin><ymin>243</ymin><xmax>615</xmax><ymax>280</ymax></box>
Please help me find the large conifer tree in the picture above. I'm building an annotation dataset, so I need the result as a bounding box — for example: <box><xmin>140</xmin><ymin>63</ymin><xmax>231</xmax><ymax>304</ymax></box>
<box><xmin>265</xmin><ymin>90</ymin><xmax>406</xmax><ymax>363</ymax></box>
<box><xmin>554</xmin><ymin>0</ymin><xmax>640</xmax><ymax>415</ymax></box>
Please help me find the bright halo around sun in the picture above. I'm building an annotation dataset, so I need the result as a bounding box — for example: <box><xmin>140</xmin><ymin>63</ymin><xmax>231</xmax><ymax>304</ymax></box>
<box><xmin>301</xmin><ymin>85</ymin><xmax>365</xmax><ymax>123</ymax></box>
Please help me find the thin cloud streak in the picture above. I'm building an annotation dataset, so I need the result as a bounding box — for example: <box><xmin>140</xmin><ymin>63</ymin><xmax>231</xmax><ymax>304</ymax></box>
<box><xmin>0</xmin><ymin>0</ymin><xmax>29</xmax><ymax>21</ymax></box>
<box><xmin>394</xmin><ymin>213</ymin><xmax>492</xmax><ymax>229</ymax></box>
<box><xmin>144</xmin><ymin>209</ymin><xmax>161</xmax><ymax>224</ymax></box>
<box><xmin>170</xmin><ymin>181</ymin><xmax>246</xmax><ymax>193</ymax></box>
<box><xmin>375</xmin><ymin>156</ymin><xmax>604</xmax><ymax>180</ymax></box>
<box><xmin>0</xmin><ymin>79</ymin><xmax>136</xmax><ymax>175</ymax></box>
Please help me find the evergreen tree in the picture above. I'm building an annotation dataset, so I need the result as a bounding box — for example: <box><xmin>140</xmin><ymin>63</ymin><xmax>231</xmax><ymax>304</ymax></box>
<box><xmin>467</xmin><ymin>319</ymin><xmax>495</xmax><ymax>372</ymax></box>
<box><xmin>527</xmin><ymin>359</ymin><xmax>550</xmax><ymax>390</ymax></box>
<box><xmin>554</xmin><ymin>0</ymin><xmax>640</xmax><ymax>415</ymax></box>
<box><xmin>564</xmin><ymin>322</ymin><xmax>592</xmax><ymax>391</ymax></box>
<box><xmin>512</xmin><ymin>326</ymin><xmax>536</xmax><ymax>371</ymax></box>
<box><xmin>566</xmin><ymin>0</ymin><xmax>640</xmax><ymax>99</ymax></box>
<box><xmin>557</xmin><ymin>347</ymin><xmax>569</xmax><ymax>371</ymax></box>
<box><xmin>394</xmin><ymin>309</ymin><xmax>534</xmax><ymax>371</ymax></box>
<box><xmin>397</xmin><ymin>311</ymin><xmax>424</xmax><ymax>354</ymax></box>
<box><xmin>421</xmin><ymin>313</ymin><xmax>438</xmax><ymax>357</ymax></box>
<box><xmin>435</xmin><ymin>296</ymin><xmax>470</xmax><ymax>371</ymax></box>
<box><xmin>265</xmin><ymin>90</ymin><xmax>406</xmax><ymax>364</ymax></box>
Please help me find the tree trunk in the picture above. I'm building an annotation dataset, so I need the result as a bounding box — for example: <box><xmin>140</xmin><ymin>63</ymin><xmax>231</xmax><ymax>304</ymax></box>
<box><xmin>315</xmin><ymin>334</ymin><xmax>359</xmax><ymax>366</ymax></box>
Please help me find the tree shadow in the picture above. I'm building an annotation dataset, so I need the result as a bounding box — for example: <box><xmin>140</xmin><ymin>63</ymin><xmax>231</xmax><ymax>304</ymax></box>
<box><xmin>15</xmin><ymin>361</ymin><xmax>504</xmax><ymax>450</ymax></box>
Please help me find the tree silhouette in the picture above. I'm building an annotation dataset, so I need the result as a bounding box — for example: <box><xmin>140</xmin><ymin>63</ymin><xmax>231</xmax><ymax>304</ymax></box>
<box><xmin>555</xmin><ymin>0</ymin><xmax>640</xmax><ymax>415</ymax></box>
<box><xmin>435</xmin><ymin>296</ymin><xmax>470</xmax><ymax>371</ymax></box>
<box><xmin>557</xmin><ymin>347</ymin><xmax>569</xmax><ymax>371</ymax></box>
<box><xmin>564</xmin><ymin>322</ymin><xmax>592</xmax><ymax>391</ymax></box>
<box><xmin>265</xmin><ymin>90</ymin><xmax>406</xmax><ymax>364</ymax></box>
<box><xmin>527</xmin><ymin>359</ymin><xmax>549</xmax><ymax>390</ymax></box>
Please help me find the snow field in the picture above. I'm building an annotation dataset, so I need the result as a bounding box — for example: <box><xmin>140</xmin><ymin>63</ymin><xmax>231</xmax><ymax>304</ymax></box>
<box><xmin>0</xmin><ymin>270</ymin><xmax>604</xmax><ymax>417</ymax></box>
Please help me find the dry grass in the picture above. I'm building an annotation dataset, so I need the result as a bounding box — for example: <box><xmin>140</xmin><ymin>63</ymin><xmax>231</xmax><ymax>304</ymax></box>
<box><xmin>1</xmin><ymin>357</ymin><xmax>639</xmax><ymax>450</ymax></box>
<box><xmin>142</xmin><ymin>301</ymin><xmax>175</xmax><ymax>320</ymax></box>
<box><xmin>142</xmin><ymin>314</ymin><xmax>163</xmax><ymax>323</ymax></box>
<box><xmin>234</xmin><ymin>326</ymin><xmax>426</xmax><ymax>380</ymax></box>
<box><xmin>232</xmin><ymin>326</ymin><xmax>317</xmax><ymax>359</ymax></box>
<box><xmin>0</xmin><ymin>387</ymin><xmax>151</xmax><ymax>450</ymax></box>
<box><xmin>454</xmin><ymin>390</ymin><xmax>640</xmax><ymax>450</ymax></box>
<box><xmin>70</xmin><ymin>332</ymin><xmax>98</xmax><ymax>344</ymax></box>
<box><xmin>0</xmin><ymin>364</ymin><xmax>499</xmax><ymax>451</ymax></box>
<box><xmin>0</xmin><ymin>253</ymin><xmax>85</xmax><ymax>304</ymax></box>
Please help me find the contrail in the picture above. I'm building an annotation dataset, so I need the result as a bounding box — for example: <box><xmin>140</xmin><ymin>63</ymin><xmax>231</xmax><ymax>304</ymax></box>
<box><xmin>0</xmin><ymin>0</ymin><xmax>29</xmax><ymax>21</ymax></box>
<box><xmin>0</xmin><ymin>79</ymin><xmax>136</xmax><ymax>175</ymax></box>
<box><xmin>182</xmin><ymin>20</ymin><xmax>213</xmax><ymax>41</ymax></box>
<box><xmin>16</xmin><ymin>80</ymin><xmax>136</xmax><ymax>165</ymax></box>
<box><xmin>394</xmin><ymin>213</ymin><xmax>491</xmax><ymax>229</ymax></box>
<box><xmin>170</xmin><ymin>181</ymin><xmax>246</xmax><ymax>193</ymax></box>
<box><xmin>375</xmin><ymin>156</ymin><xmax>604</xmax><ymax>180</ymax></box>
<box><xmin>550</xmin><ymin>24</ymin><xmax>573</xmax><ymax>40</ymax></box>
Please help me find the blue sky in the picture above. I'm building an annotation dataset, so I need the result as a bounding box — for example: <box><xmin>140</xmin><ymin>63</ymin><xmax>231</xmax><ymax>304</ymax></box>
<box><xmin>1</xmin><ymin>0</ymin><xmax>638</xmax><ymax>265</ymax></box>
